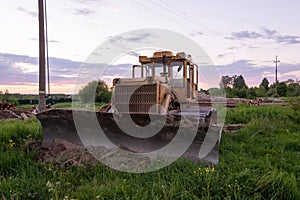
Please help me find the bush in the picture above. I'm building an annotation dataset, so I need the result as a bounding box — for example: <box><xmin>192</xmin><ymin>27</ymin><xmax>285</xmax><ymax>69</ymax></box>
<box><xmin>286</xmin><ymin>98</ymin><xmax>300</xmax><ymax>124</ymax></box>
<box><xmin>0</xmin><ymin>90</ymin><xmax>19</xmax><ymax>106</ymax></box>
<box><xmin>78</xmin><ymin>80</ymin><xmax>111</xmax><ymax>104</ymax></box>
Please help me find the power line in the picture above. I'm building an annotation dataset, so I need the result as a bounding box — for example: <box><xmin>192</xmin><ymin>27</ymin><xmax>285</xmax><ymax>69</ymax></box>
<box><xmin>130</xmin><ymin>0</ymin><xmax>198</xmax><ymax>31</ymax></box>
<box><xmin>153</xmin><ymin>0</ymin><xmax>227</xmax><ymax>38</ymax></box>
<box><xmin>129</xmin><ymin>0</ymin><xmax>270</xmax><ymax>67</ymax></box>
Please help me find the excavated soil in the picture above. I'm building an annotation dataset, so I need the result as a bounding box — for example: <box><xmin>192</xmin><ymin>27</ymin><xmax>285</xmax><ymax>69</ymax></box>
<box><xmin>29</xmin><ymin>139</ymin><xmax>150</xmax><ymax>169</ymax></box>
<box><xmin>29</xmin><ymin>139</ymin><xmax>98</xmax><ymax>167</ymax></box>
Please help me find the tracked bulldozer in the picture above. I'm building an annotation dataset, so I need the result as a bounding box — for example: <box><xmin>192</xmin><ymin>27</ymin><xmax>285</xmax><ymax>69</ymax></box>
<box><xmin>37</xmin><ymin>51</ymin><xmax>222</xmax><ymax>167</ymax></box>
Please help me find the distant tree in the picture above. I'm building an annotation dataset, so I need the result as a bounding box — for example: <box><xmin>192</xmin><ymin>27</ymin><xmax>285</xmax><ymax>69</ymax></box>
<box><xmin>237</xmin><ymin>88</ymin><xmax>247</xmax><ymax>98</ymax></box>
<box><xmin>224</xmin><ymin>87</ymin><xmax>234</xmax><ymax>98</ymax></box>
<box><xmin>286</xmin><ymin>79</ymin><xmax>295</xmax><ymax>84</ymax></box>
<box><xmin>233</xmin><ymin>75</ymin><xmax>247</xmax><ymax>89</ymax></box>
<box><xmin>220</xmin><ymin>75</ymin><xmax>234</xmax><ymax>88</ymax></box>
<box><xmin>287</xmin><ymin>83</ymin><xmax>300</xmax><ymax>97</ymax></box>
<box><xmin>2</xmin><ymin>89</ymin><xmax>10</xmax><ymax>101</ymax></box>
<box><xmin>277</xmin><ymin>82</ymin><xmax>287</xmax><ymax>97</ymax></box>
<box><xmin>199</xmin><ymin>88</ymin><xmax>209</xmax><ymax>95</ymax></box>
<box><xmin>78</xmin><ymin>80</ymin><xmax>111</xmax><ymax>103</ymax></box>
<box><xmin>247</xmin><ymin>87</ymin><xmax>257</xmax><ymax>99</ymax></box>
<box><xmin>269</xmin><ymin>82</ymin><xmax>276</xmax><ymax>88</ymax></box>
<box><xmin>255</xmin><ymin>86</ymin><xmax>268</xmax><ymax>97</ymax></box>
<box><xmin>267</xmin><ymin>87</ymin><xmax>276</xmax><ymax>97</ymax></box>
<box><xmin>0</xmin><ymin>89</ymin><xmax>19</xmax><ymax>105</ymax></box>
<box><xmin>259</xmin><ymin>77</ymin><xmax>269</xmax><ymax>91</ymax></box>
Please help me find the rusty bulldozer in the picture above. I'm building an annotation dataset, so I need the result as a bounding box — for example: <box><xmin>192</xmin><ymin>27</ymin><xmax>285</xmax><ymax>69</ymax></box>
<box><xmin>37</xmin><ymin>51</ymin><xmax>222</xmax><ymax>166</ymax></box>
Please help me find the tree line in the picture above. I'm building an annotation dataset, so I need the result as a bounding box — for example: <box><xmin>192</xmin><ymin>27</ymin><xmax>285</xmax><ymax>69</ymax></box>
<box><xmin>79</xmin><ymin>76</ymin><xmax>300</xmax><ymax>103</ymax></box>
<box><xmin>208</xmin><ymin>75</ymin><xmax>300</xmax><ymax>99</ymax></box>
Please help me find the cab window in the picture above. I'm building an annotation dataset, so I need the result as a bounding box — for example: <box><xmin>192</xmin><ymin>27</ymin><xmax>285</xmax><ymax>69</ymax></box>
<box><xmin>171</xmin><ymin>62</ymin><xmax>184</xmax><ymax>87</ymax></box>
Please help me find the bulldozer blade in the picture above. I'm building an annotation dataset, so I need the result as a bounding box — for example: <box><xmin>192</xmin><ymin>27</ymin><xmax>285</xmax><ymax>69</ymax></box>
<box><xmin>37</xmin><ymin>109</ymin><xmax>221</xmax><ymax>164</ymax></box>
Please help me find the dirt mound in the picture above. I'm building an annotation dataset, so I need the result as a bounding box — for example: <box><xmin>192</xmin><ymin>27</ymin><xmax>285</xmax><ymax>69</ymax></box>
<box><xmin>30</xmin><ymin>139</ymin><xmax>150</xmax><ymax>169</ymax></box>
<box><xmin>30</xmin><ymin>139</ymin><xmax>98</xmax><ymax>167</ymax></box>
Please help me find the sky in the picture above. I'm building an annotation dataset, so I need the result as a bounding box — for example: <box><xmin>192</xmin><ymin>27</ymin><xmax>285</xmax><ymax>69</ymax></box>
<box><xmin>0</xmin><ymin>0</ymin><xmax>300</xmax><ymax>94</ymax></box>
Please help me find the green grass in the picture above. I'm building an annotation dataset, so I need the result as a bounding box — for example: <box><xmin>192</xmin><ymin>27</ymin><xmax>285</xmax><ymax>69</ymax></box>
<box><xmin>16</xmin><ymin>102</ymin><xmax>106</xmax><ymax>110</ymax></box>
<box><xmin>0</xmin><ymin>104</ymin><xmax>299</xmax><ymax>199</ymax></box>
<box><xmin>53</xmin><ymin>102</ymin><xmax>105</xmax><ymax>109</ymax></box>
<box><xmin>225</xmin><ymin>103</ymin><xmax>290</xmax><ymax>124</ymax></box>
<box><xmin>51</xmin><ymin>102</ymin><xmax>73</xmax><ymax>108</ymax></box>
<box><xmin>15</xmin><ymin>104</ymin><xmax>35</xmax><ymax>109</ymax></box>
<box><xmin>0</xmin><ymin>118</ymin><xmax>42</xmax><ymax>142</ymax></box>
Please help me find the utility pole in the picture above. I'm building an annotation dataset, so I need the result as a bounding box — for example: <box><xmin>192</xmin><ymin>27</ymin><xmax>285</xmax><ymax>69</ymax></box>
<box><xmin>38</xmin><ymin>0</ymin><xmax>46</xmax><ymax>112</ymax></box>
<box><xmin>273</xmin><ymin>55</ymin><xmax>280</xmax><ymax>95</ymax></box>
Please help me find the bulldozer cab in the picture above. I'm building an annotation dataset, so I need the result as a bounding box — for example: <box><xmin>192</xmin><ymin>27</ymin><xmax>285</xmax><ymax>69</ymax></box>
<box><xmin>134</xmin><ymin>51</ymin><xmax>199</xmax><ymax>101</ymax></box>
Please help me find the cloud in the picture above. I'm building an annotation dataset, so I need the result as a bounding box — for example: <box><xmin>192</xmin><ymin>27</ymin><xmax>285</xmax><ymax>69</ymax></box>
<box><xmin>228</xmin><ymin>31</ymin><xmax>263</xmax><ymax>40</ymax></box>
<box><xmin>228</xmin><ymin>28</ymin><xmax>300</xmax><ymax>45</ymax></box>
<box><xmin>274</xmin><ymin>35</ymin><xmax>300</xmax><ymax>44</ymax></box>
<box><xmin>0</xmin><ymin>53</ymin><xmax>81</xmax><ymax>87</ymax></box>
<box><xmin>0</xmin><ymin>53</ymin><xmax>135</xmax><ymax>93</ymax></box>
<box><xmin>227</xmin><ymin>47</ymin><xmax>239</xmax><ymax>50</ymax></box>
<box><xmin>12</xmin><ymin>62</ymin><xmax>38</xmax><ymax>73</ymax></box>
<box><xmin>123</xmin><ymin>32</ymin><xmax>154</xmax><ymax>42</ymax></box>
<box><xmin>190</xmin><ymin>30</ymin><xmax>203</xmax><ymax>37</ymax></box>
<box><xmin>125</xmin><ymin>51</ymin><xmax>141</xmax><ymax>57</ymax></box>
<box><xmin>248</xmin><ymin>45</ymin><xmax>259</xmax><ymax>49</ymax></box>
<box><xmin>281</xmin><ymin>70</ymin><xmax>300</xmax><ymax>78</ymax></box>
<box><xmin>108</xmin><ymin>32</ymin><xmax>153</xmax><ymax>43</ymax></box>
<box><xmin>16</xmin><ymin>6</ymin><xmax>37</xmax><ymax>17</ymax></box>
<box><xmin>72</xmin><ymin>8</ymin><xmax>95</xmax><ymax>16</ymax></box>
<box><xmin>261</xmin><ymin>28</ymin><xmax>300</xmax><ymax>44</ymax></box>
<box><xmin>217</xmin><ymin>52</ymin><xmax>235</xmax><ymax>58</ymax></box>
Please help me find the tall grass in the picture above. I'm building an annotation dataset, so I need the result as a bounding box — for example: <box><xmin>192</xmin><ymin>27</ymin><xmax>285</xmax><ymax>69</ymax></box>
<box><xmin>0</xmin><ymin>118</ymin><xmax>42</xmax><ymax>142</ymax></box>
<box><xmin>225</xmin><ymin>103</ymin><xmax>291</xmax><ymax>124</ymax></box>
<box><xmin>0</xmin><ymin>104</ymin><xmax>299</xmax><ymax>199</ymax></box>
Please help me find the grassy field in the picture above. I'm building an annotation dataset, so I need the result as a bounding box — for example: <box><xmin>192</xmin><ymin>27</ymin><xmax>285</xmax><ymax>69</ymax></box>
<box><xmin>16</xmin><ymin>102</ymin><xmax>106</xmax><ymax>110</ymax></box>
<box><xmin>0</xmin><ymin>103</ymin><xmax>299</xmax><ymax>199</ymax></box>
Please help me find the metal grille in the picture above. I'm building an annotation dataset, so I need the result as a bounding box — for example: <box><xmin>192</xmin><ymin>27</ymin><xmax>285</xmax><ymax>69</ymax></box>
<box><xmin>113</xmin><ymin>84</ymin><xmax>159</xmax><ymax>113</ymax></box>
